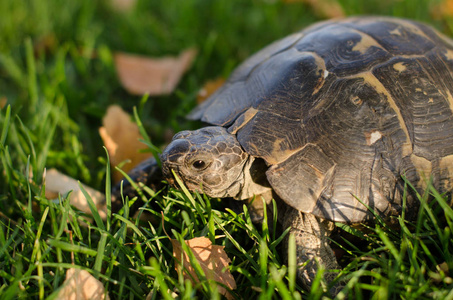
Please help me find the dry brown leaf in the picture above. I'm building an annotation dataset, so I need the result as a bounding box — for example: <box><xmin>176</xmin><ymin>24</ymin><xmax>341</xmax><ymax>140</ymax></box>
<box><xmin>432</xmin><ymin>0</ymin><xmax>453</xmax><ymax>18</ymax></box>
<box><xmin>99</xmin><ymin>105</ymin><xmax>152</xmax><ymax>183</ymax></box>
<box><xmin>110</xmin><ymin>0</ymin><xmax>137</xmax><ymax>11</ymax></box>
<box><xmin>45</xmin><ymin>169</ymin><xmax>107</xmax><ymax>219</ymax></box>
<box><xmin>57</xmin><ymin>268</ymin><xmax>110</xmax><ymax>300</ymax></box>
<box><xmin>114</xmin><ymin>48</ymin><xmax>197</xmax><ymax>96</ymax></box>
<box><xmin>197</xmin><ymin>78</ymin><xmax>226</xmax><ymax>104</ymax></box>
<box><xmin>172</xmin><ymin>237</ymin><xmax>236</xmax><ymax>298</ymax></box>
<box><xmin>283</xmin><ymin>0</ymin><xmax>345</xmax><ymax>19</ymax></box>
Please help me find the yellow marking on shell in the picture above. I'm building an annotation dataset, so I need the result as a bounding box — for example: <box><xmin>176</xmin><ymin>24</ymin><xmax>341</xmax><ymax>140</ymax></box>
<box><xmin>308</xmin><ymin>164</ymin><xmax>336</xmax><ymax>202</ymax></box>
<box><xmin>297</xmin><ymin>51</ymin><xmax>326</xmax><ymax>71</ymax></box>
<box><xmin>268</xmin><ymin>138</ymin><xmax>300</xmax><ymax>165</ymax></box>
<box><xmin>388</xmin><ymin>19</ymin><xmax>432</xmax><ymax>41</ymax></box>
<box><xmin>393</xmin><ymin>62</ymin><xmax>407</xmax><ymax>72</ymax></box>
<box><xmin>415</xmin><ymin>88</ymin><xmax>422</xmax><ymax>92</ymax></box>
<box><xmin>410</xmin><ymin>154</ymin><xmax>432</xmax><ymax>190</ymax></box>
<box><xmin>337</xmin><ymin>54</ymin><xmax>428</xmax><ymax>81</ymax></box>
<box><xmin>303</xmin><ymin>51</ymin><xmax>327</xmax><ymax>95</ymax></box>
<box><xmin>351</xmin><ymin>96</ymin><xmax>363</xmax><ymax>106</ymax></box>
<box><xmin>228</xmin><ymin>107</ymin><xmax>258</xmax><ymax>134</ymax></box>
<box><xmin>389</xmin><ymin>28</ymin><xmax>402</xmax><ymax>36</ymax></box>
<box><xmin>446</xmin><ymin>50</ymin><xmax>453</xmax><ymax>61</ymax></box>
<box><xmin>439</xmin><ymin>155</ymin><xmax>453</xmax><ymax>191</ymax></box>
<box><xmin>365</xmin><ymin>130</ymin><xmax>383</xmax><ymax>146</ymax></box>
<box><xmin>352</xmin><ymin>32</ymin><xmax>385</xmax><ymax>54</ymax></box>
<box><xmin>359</xmin><ymin>72</ymin><xmax>413</xmax><ymax>156</ymax></box>
<box><xmin>445</xmin><ymin>90</ymin><xmax>453</xmax><ymax>115</ymax></box>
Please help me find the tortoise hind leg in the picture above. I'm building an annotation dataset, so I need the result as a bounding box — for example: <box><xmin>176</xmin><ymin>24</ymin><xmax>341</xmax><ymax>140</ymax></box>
<box><xmin>283</xmin><ymin>207</ymin><xmax>344</xmax><ymax>296</ymax></box>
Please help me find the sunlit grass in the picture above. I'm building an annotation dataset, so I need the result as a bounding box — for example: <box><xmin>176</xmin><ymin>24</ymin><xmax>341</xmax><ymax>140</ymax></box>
<box><xmin>1</xmin><ymin>0</ymin><xmax>453</xmax><ymax>298</ymax></box>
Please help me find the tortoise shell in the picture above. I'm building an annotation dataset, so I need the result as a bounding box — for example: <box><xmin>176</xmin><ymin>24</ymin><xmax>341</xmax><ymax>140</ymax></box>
<box><xmin>189</xmin><ymin>17</ymin><xmax>453</xmax><ymax>223</ymax></box>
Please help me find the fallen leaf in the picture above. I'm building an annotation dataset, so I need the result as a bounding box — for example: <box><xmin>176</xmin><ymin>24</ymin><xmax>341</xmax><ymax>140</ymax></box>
<box><xmin>45</xmin><ymin>169</ymin><xmax>107</xmax><ymax>219</ymax></box>
<box><xmin>110</xmin><ymin>0</ymin><xmax>137</xmax><ymax>11</ymax></box>
<box><xmin>283</xmin><ymin>0</ymin><xmax>345</xmax><ymax>19</ymax></box>
<box><xmin>197</xmin><ymin>78</ymin><xmax>226</xmax><ymax>104</ymax></box>
<box><xmin>171</xmin><ymin>237</ymin><xmax>236</xmax><ymax>299</ymax></box>
<box><xmin>114</xmin><ymin>48</ymin><xmax>197</xmax><ymax>96</ymax></box>
<box><xmin>57</xmin><ymin>268</ymin><xmax>110</xmax><ymax>300</ymax></box>
<box><xmin>99</xmin><ymin>105</ymin><xmax>152</xmax><ymax>183</ymax></box>
<box><xmin>432</xmin><ymin>0</ymin><xmax>453</xmax><ymax>18</ymax></box>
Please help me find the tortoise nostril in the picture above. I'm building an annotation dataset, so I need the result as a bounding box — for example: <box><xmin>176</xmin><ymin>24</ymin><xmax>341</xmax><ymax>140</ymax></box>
<box><xmin>161</xmin><ymin>139</ymin><xmax>190</xmax><ymax>163</ymax></box>
<box><xmin>172</xmin><ymin>130</ymin><xmax>192</xmax><ymax>140</ymax></box>
<box><xmin>161</xmin><ymin>164</ymin><xmax>177</xmax><ymax>186</ymax></box>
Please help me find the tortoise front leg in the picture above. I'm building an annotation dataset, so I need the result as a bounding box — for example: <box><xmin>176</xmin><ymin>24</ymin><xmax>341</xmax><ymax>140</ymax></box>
<box><xmin>111</xmin><ymin>157</ymin><xmax>163</xmax><ymax>213</ymax></box>
<box><xmin>283</xmin><ymin>207</ymin><xmax>343</xmax><ymax>296</ymax></box>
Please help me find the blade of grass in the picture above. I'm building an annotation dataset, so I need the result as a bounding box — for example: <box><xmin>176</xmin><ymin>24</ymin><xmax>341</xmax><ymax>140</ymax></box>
<box><xmin>171</xmin><ymin>170</ymin><xmax>197</xmax><ymax>208</ymax></box>
<box><xmin>259</xmin><ymin>237</ymin><xmax>268</xmax><ymax>291</ymax></box>
<box><xmin>133</xmin><ymin>105</ymin><xmax>161</xmax><ymax>168</ymax></box>
<box><xmin>0</xmin><ymin>105</ymin><xmax>11</xmax><ymax>147</ymax></box>
<box><xmin>213</xmin><ymin>214</ymin><xmax>259</xmax><ymax>271</ymax></box>
<box><xmin>78</xmin><ymin>182</ymin><xmax>105</xmax><ymax>231</ymax></box>
<box><xmin>25</xmin><ymin>37</ymin><xmax>38</xmax><ymax>114</ymax></box>
<box><xmin>287</xmin><ymin>233</ymin><xmax>296</xmax><ymax>294</ymax></box>
<box><xmin>149</xmin><ymin>258</ymin><xmax>174</xmax><ymax>300</ymax></box>
<box><xmin>103</xmin><ymin>147</ymin><xmax>112</xmax><ymax>231</ymax></box>
<box><xmin>31</xmin><ymin>206</ymin><xmax>49</xmax><ymax>263</ymax></box>
<box><xmin>93</xmin><ymin>232</ymin><xmax>108</xmax><ymax>275</ymax></box>
<box><xmin>48</xmin><ymin>240</ymin><xmax>98</xmax><ymax>256</ymax></box>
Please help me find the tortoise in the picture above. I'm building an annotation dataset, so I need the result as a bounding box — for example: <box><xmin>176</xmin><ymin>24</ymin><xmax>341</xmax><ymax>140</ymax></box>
<box><xmin>117</xmin><ymin>16</ymin><xmax>453</xmax><ymax>294</ymax></box>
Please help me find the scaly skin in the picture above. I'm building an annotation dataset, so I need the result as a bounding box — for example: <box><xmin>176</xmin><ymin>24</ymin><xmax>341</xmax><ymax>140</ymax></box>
<box><xmin>281</xmin><ymin>206</ymin><xmax>343</xmax><ymax>295</ymax></box>
<box><xmin>159</xmin><ymin>126</ymin><xmax>343</xmax><ymax>296</ymax></box>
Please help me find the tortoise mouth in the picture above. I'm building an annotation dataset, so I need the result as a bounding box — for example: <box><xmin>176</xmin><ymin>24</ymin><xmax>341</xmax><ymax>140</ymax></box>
<box><xmin>161</xmin><ymin>161</ymin><xmax>177</xmax><ymax>187</ymax></box>
<box><xmin>166</xmin><ymin>175</ymin><xmax>176</xmax><ymax>186</ymax></box>
<box><xmin>161</xmin><ymin>162</ymin><xmax>201</xmax><ymax>192</ymax></box>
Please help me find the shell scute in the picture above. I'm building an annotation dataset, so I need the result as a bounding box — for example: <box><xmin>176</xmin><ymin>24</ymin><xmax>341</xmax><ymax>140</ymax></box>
<box><xmin>294</xmin><ymin>24</ymin><xmax>391</xmax><ymax>76</ymax></box>
<box><xmin>188</xmin><ymin>32</ymin><xmax>305</xmax><ymax>125</ymax></box>
<box><xmin>372</xmin><ymin>52</ymin><xmax>453</xmax><ymax>161</ymax></box>
<box><xmin>342</xmin><ymin>18</ymin><xmax>437</xmax><ymax>55</ymax></box>
<box><xmin>189</xmin><ymin>17</ymin><xmax>453</xmax><ymax>222</ymax></box>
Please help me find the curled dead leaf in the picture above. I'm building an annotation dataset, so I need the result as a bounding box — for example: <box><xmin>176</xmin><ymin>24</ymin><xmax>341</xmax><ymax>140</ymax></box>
<box><xmin>114</xmin><ymin>48</ymin><xmax>197</xmax><ymax>96</ymax></box>
<box><xmin>45</xmin><ymin>169</ymin><xmax>107</xmax><ymax>219</ymax></box>
<box><xmin>283</xmin><ymin>0</ymin><xmax>345</xmax><ymax>19</ymax></box>
<box><xmin>57</xmin><ymin>268</ymin><xmax>110</xmax><ymax>300</ymax></box>
<box><xmin>99</xmin><ymin>105</ymin><xmax>152</xmax><ymax>183</ymax></box>
<box><xmin>110</xmin><ymin>0</ymin><xmax>137</xmax><ymax>11</ymax></box>
<box><xmin>197</xmin><ymin>78</ymin><xmax>226</xmax><ymax>104</ymax></box>
<box><xmin>171</xmin><ymin>237</ymin><xmax>236</xmax><ymax>299</ymax></box>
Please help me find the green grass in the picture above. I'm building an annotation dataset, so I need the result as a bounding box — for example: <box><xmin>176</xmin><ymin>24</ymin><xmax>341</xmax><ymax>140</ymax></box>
<box><xmin>1</xmin><ymin>0</ymin><xmax>453</xmax><ymax>299</ymax></box>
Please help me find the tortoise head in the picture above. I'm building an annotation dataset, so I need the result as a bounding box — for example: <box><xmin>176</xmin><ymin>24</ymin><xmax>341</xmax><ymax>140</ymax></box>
<box><xmin>160</xmin><ymin>126</ymin><xmax>250</xmax><ymax>198</ymax></box>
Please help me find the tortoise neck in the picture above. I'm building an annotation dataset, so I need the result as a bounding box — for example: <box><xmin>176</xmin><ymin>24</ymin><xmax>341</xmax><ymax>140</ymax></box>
<box><xmin>234</xmin><ymin>157</ymin><xmax>272</xmax><ymax>200</ymax></box>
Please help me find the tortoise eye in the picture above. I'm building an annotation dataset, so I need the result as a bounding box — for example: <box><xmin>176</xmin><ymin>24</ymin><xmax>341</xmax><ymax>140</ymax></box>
<box><xmin>192</xmin><ymin>160</ymin><xmax>207</xmax><ymax>170</ymax></box>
